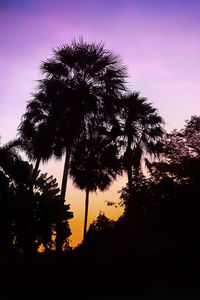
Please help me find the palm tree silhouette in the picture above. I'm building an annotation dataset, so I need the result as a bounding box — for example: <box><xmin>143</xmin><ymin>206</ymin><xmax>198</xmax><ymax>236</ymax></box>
<box><xmin>20</xmin><ymin>39</ymin><xmax>127</xmax><ymax>251</ymax></box>
<box><xmin>18</xmin><ymin>89</ymin><xmax>59</xmax><ymax>191</ymax></box>
<box><xmin>40</xmin><ymin>39</ymin><xmax>127</xmax><ymax>205</ymax></box>
<box><xmin>119</xmin><ymin>92</ymin><xmax>164</xmax><ymax>191</ymax></box>
<box><xmin>70</xmin><ymin>135</ymin><xmax>121</xmax><ymax>239</ymax></box>
<box><xmin>18</xmin><ymin>88</ymin><xmax>73</xmax><ymax>252</ymax></box>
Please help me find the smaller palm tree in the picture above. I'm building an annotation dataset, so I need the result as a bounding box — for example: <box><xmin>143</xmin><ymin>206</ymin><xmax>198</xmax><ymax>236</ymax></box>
<box><xmin>70</xmin><ymin>136</ymin><xmax>121</xmax><ymax>239</ymax></box>
<box><xmin>119</xmin><ymin>92</ymin><xmax>164</xmax><ymax>190</ymax></box>
<box><xmin>18</xmin><ymin>90</ymin><xmax>59</xmax><ymax>191</ymax></box>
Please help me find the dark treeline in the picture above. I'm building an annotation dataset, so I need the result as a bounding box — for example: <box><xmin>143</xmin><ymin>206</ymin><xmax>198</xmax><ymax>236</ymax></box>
<box><xmin>1</xmin><ymin>39</ymin><xmax>200</xmax><ymax>297</ymax></box>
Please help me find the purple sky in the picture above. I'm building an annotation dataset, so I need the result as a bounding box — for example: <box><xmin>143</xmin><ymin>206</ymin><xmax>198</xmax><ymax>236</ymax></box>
<box><xmin>1</xmin><ymin>0</ymin><xmax>200</xmax><ymax>245</ymax></box>
<box><xmin>1</xmin><ymin>0</ymin><xmax>200</xmax><ymax>143</ymax></box>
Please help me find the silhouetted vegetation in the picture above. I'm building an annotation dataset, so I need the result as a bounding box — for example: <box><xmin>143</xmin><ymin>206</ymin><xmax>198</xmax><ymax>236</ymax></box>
<box><xmin>1</xmin><ymin>39</ymin><xmax>200</xmax><ymax>296</ymax></box>
<box><xmin>0</xmin><ymin>141</ymin><xmax>73</xmax><ymax>258</ymax></box>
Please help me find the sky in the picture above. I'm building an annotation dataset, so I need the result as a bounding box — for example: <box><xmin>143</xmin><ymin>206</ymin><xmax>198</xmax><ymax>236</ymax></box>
<box><xmin>1</xmin><ymin>0</ymin><xmax>200</xmax><ymax>246</ymax></box>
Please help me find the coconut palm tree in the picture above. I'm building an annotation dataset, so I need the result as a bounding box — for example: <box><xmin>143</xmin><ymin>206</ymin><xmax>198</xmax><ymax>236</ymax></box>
<box><xmin>70</xmin><ymin>134</ymin><xmax>121</xmax><ymax>239</ymax></box>
<box><xmin>40</xmin><ymin>39</ymin><xmax>127</xmax><ymax>204</ymax></box>
<box><xmin>119</xmin><ymin>92</ymin><xmax>164</xmax><ymax>191</ymax></box>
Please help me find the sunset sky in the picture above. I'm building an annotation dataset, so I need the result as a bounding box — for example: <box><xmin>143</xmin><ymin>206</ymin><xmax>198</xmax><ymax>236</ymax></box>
<box><xmin>1</xmin><ymin>0</ymin><xmax>200</xmax><ymax>246</ymax></box>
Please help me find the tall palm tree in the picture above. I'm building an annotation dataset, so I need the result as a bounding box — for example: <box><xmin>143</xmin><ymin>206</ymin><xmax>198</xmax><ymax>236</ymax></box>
<box><xmin>20</xmin><ymin>40</ymin><xmax>127</xmax><ymax>251</ymax></box>
<box><xmin>40</xmin><ymin>39</ymin><xmax>127</xmax><ymax>204</ymax></box>
<box><xmin>119</xmin><ymin>92</ymin><xmax>164</xmax><ymax>191</ymax></box>
<box><xmin>70</xmin><ymin>135</ymin><xmax>121</xmax><ymax>239</ymax></box>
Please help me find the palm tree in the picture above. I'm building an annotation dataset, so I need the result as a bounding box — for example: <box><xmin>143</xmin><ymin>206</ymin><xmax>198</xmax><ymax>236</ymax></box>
<box><xmin>18</xmin><ymin>93</ymin><xmax>63</xmax><ymax>253</ymax></box>
<box><xmin>70</xmin><ymin>135</ymin><xmax>121</xmax><ymax>239</ymax></box>
<box><xmin>119</xmin><ymin>92</ymin><xmax>164</xmax><ymax>191</ymax></box>
<box><xmin>20</xmin><ymin>39</ymin><xmax>127</xmax><ymax>251</ymax></box>
<box><xmin>40</xmin><ymin>39</ymin><xmax>127</xmax><ymax>204</ymax></box>
<box><xmin>18</xmin><ymin>87</ymin><xmax>62</xmax><ymax>191</ymax></box>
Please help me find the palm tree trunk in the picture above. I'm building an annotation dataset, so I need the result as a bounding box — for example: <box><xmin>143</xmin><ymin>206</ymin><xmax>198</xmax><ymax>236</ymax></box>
<box><xmin>126</xmin><ymin>140</ymin><xmax>134</xmax><ymax>218</ymax></box>
<box><xmin>29</xmin><ymin>157</ymin><xmax>41</xmax><ymax>191</ymax></box>
<box><xmin>83</xmin><ymin>188</ymin><xmax>89</xmax><ymax>240</ymax></box>
<box><xmin>60</xmin><ymin>146</ymin><xmax>71</xmax><ymax>203</ymax></box>
<box><xmin>56</xmin><ymin>146</ymin><xmax>71</xmax><ymax>253</ymax></box>
<box><xmin>126</xmin><ymin>133</ymin><xmax>133</xmax><ymax>190</ymax></box>
<box><xmin>127</xmin><ymin>165</ymin><xmax>133</xmax><ymax>190</ymax></box>
<box><xmin>126</xmin><ymin>139</ymin><xmax>133</xmax><ymax>190</ymax></box>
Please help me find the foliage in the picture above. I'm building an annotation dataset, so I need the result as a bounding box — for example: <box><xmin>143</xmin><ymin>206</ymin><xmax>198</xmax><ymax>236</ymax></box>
<box><xmin>149</xmin><ymin>115</ymin><xmax>200</xmax><ymax>183</ymax></box>
<box><xmin>0</xmin><ymin>141</ymin><xmax>73</xmax><ymax>257</ymax></box>
<box><xmin>3</xmin><ymin>39</ymin><xmax>200</xmax><ymax>291</ymax></box>
<box><xmin>88</xmin><ymin>211</ymin><xmax>115</xmax><ymax>233</ymax></box>
<box><xmin>70</xmin><ymin>136</ymin><xmax>121</xmax><ymax>192</ymax></box>
<box><xmin>118</xmin><ymin>92</ymin><xmax>164</xmax><ymax>189</ymax></box>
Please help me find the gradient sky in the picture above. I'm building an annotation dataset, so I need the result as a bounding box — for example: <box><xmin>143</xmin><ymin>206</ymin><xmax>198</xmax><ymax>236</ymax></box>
<box><xmin>1</xmin><ymin>0</ymin><xmax>200</xmax><ymax>246</ymax></box>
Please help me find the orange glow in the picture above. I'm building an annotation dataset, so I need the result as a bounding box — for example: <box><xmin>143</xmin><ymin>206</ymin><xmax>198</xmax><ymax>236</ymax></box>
<box><xmin>67</xmin><ymin>176</ymin><xmax>126</xmax><ymax>247</ymax></box>
<box><xmin>41</xmin><ymin>159</ymin><xmax>126</xmax><ymax>248</ymax></box>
